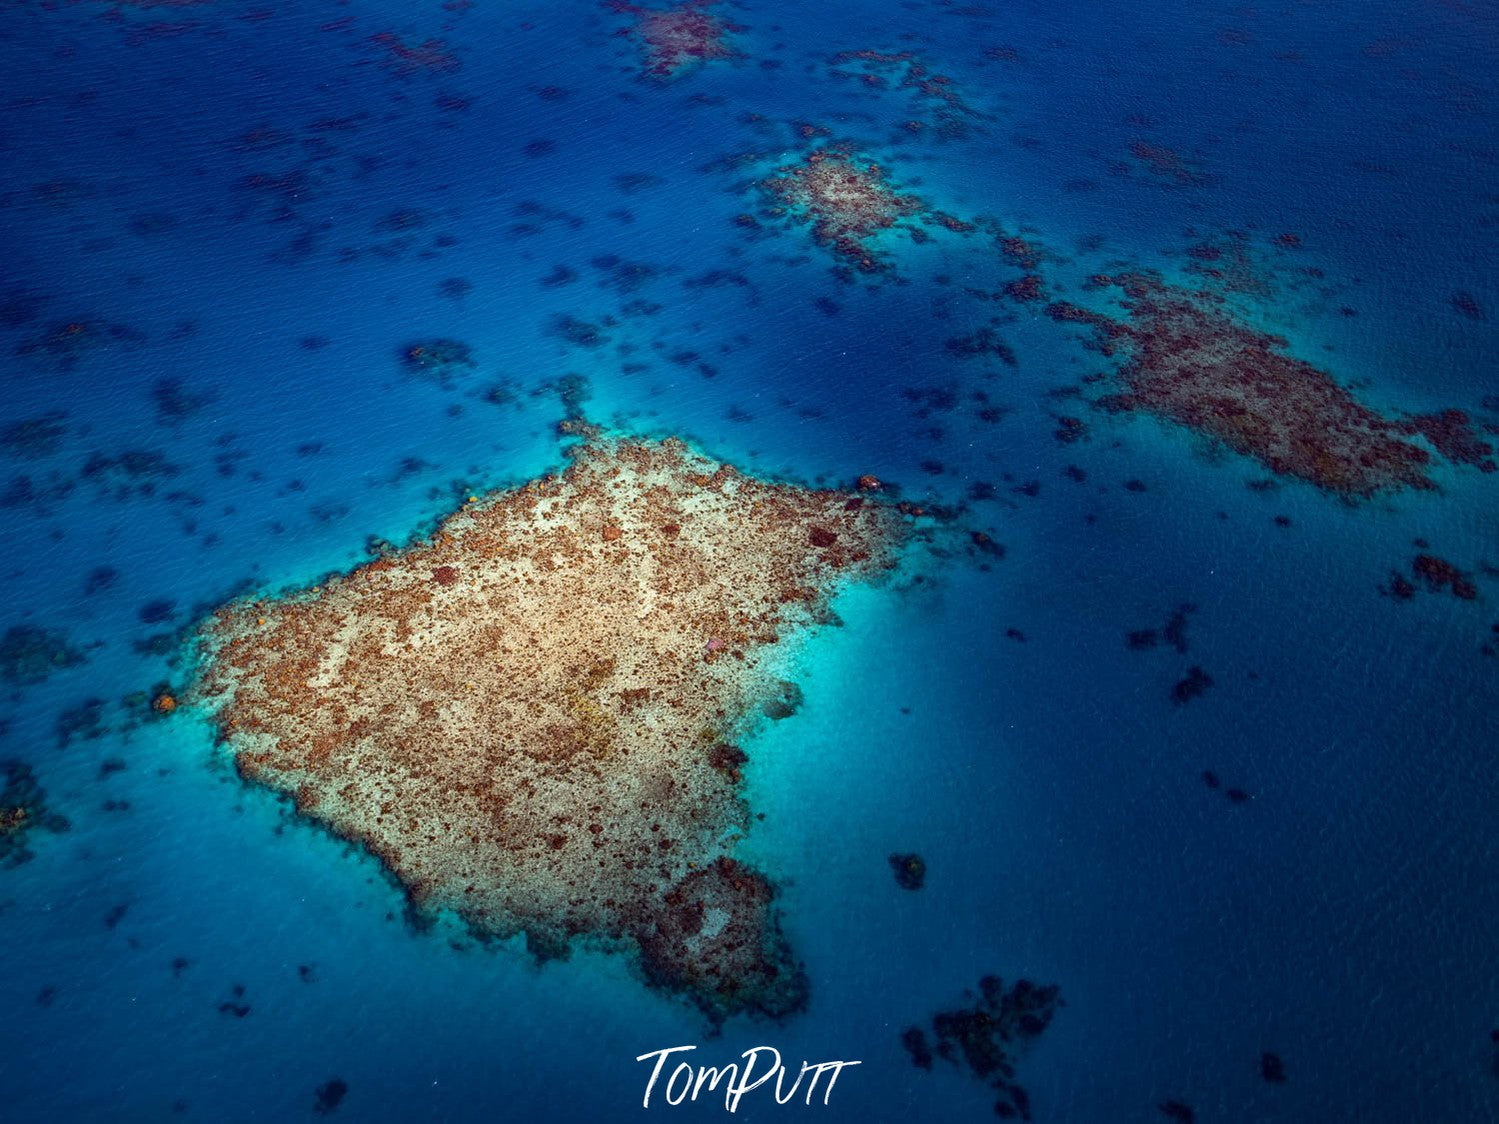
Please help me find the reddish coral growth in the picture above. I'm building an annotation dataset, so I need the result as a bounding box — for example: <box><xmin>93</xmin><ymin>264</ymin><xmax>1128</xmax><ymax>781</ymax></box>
<box><xmin>933</xmin><ymin>212</ymin><xmax>975</xmax><ymax>234</ymax></box>
<box><xmin>1180</xmin><ymin>235</ymin><xmax>1273</xmax><ymax>298</ymax></box>
<box><xmin>1053</xmin><ymin>416</ymin><xmax>1087</xmax><ymax>444</ymax></box>
<box><xmin>608</xmin><ymin>0</ymin><xmax>738</xmax><ymax>80</ymax></box>
<box><xmin>827</xmin><ymin>50</ymin><xmax>984</xmax><ymax>135</ymax></box>
<box><xmin>634</xmin><ymin>858</ymin><xmax>806</xmax><ymax>1023</ymax></box>
<box><xmin>1412</xmin><ymin>554</ymin><xmax>1478</xmax><ymax>600</ymax></box>
<box><xmin>1051</xmin><ymin>274</ymin><xmax>1495</xmax><ymax>497</ymax></box>
<box><xmin>1044</xmin><ymin>300</ymin><xmax>1128</xmax><ymax>354</ymax></box>
<box><xmin>368</xmin><ymin>32</ymin><xmax>460</xmax><ymax>75</ymax></box>
<box><xmin>1004</xmin><ymin>274</ymin><xmax>1044</xmax><ymax>302</ymax></box>
<box><xmin>995</xmin><ymin>234</ymin><xmax>1042</xmax><ymax>271</ymax></box>
<box><xmin>1399</xmin><ymin>410</ymin><xmax>1497</xmax><ymax>473</ymax></box>
<box><xmin>1128</xmin><ymin>140</ymin><xmax>1211</xmax><ymax>186</ymax></box>
<box><xmin>431</xmin><ymin>565</ymin><xmax>459</xmax><ymax>586</ymax></box>
<box><xmin>706</xmin><ymin>742</ymin><xmax>748</xmax><ymax>781</ymax></box>
<box><xmin>762</xmin><ymin>146</ymin><xmax>934</xmax><ymax>273</ymax></box>
<box><xmin>1451</xmin><ymin>291</ymin><xmax>1486</xmax><ymax>321</ymax></box>
<box><xmin>1382</xmin><ymin>571</ymin><xmax>1416</xmax><ymax>600</ymax></box>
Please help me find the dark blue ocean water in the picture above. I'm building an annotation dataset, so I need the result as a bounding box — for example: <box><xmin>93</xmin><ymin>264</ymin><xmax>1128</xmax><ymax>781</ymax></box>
<box><xmin>1</xmin><ymin>0</ymin><xmax>1496</xmax><ymax>1120</ymax></box>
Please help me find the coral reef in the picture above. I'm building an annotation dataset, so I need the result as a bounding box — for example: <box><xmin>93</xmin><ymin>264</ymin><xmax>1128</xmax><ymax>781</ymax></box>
<box><xmin>901</xmin><ymin>975</ymin><xmax>1063</xmax><ymax>1120</ymax></box>
<box><xmin>0</xmin><ymin>412</ymin><xmax>68</xmax><ymax>459</ymax></box>
<box><xmin>14</xmin><ymin>319</ymin><xmax>143</xmax><ymax>373</ymax></box>
<box><xmin>400</xmin><ymin>338</ymin><xmax>476</xmax><ymax>383</ymax></box>
<box><xmin>762</xmin><ymin>146</ymin><xmax>951</xmax><ymax>274</ymax></box>
<box><xmin>888</xmin><ymin>852</ymin><xmax>926</xmax><ymax>890</ymax></box>
<box><xmin>0</xmin><ymin>624</ymin><xmax>86</xmax><ymax>686</ymax></box>
<box><xmin>1171</xmin><ymin>666</ymin><xmax>1214</xmax><ymax>705</ymax></box>
<box><xmin>313</xmin><ymin>1078</ymin><xmax>349</xmax><ymax>1115</ymax></box>
<box><xmin>1</xmin><ymin>762</ymin><xmax>70</xmax><ymax>868</ymax></box>
<box><xmin>634</xmin><ymin>856</ymin><xmax>807</xmax><ymax>1024</ymax></box>
<box><xmin>826</xmin><ymin>50</ymin><xmax>986</xmax><ymax>137</ymax></box>
<box><xmin>1127</xmin><ymin>140</ymin><xmax>1211</xmax><ymax>186</ymax></box>
<box><xmin>193</xmin><ymin>435</ymin><xmax>910</xmax><ymax>1022</ymax></box>
<box><xmin>1050</xmin><ymin>274</ymin><xmax>1495</xmax><ymax>497</ymax></box>
<box><xmin>1398</xmin><ymin>410</ymin><xmax>1497</xmax><ymax>474</ymax></box>
<box><xmin>56</xmin><ymin>697</ymin><xmax>107</xmax><ymax>749</ymax></box>
<box><xmin>607</xmin><ymin>0</ymin><xmax>739</xmax><ymax>80</ymax></box>
<box><xmin>1410</xmin><ymin>554</ymin><xmax>1478</xmax><ymax>600</ymax></box>
<box><xmin>367</xmin><ymin>32</ymin><xmax>460</xmax><ymax>76</ymax></box>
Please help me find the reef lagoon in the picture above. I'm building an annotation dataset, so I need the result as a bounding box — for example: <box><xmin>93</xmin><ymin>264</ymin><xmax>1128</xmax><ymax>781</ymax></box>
<box><xmin>1</xmin><ymin>0</ymin><xmax>1496</xmax><ymax>1121</ymax></box>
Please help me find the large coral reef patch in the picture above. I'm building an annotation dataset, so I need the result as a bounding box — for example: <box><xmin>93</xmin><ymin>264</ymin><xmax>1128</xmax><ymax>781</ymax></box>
<box><xmin>762</xmin><ymin>145</ymin><xmax>973</xmax><ymax>275</ymax></box>
<box><xmin>192</xmin><ymin>435</ymin><xmax>909</xmax><ymax>1023</ymax></box>
<box><xmin>607</xmin><ymin>0</ymin><xmax>741</xmax><ymax>81</ymax></box>
<box><xmin>1048</xmin><ymin>273</ymin><xmax>1495</xmax><ymax>497</ymax></box>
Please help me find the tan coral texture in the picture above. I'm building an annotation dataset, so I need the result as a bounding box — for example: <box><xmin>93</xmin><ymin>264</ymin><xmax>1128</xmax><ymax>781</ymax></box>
<box><xmin>192</xmin><ymin>436</ymin><xmax>908</xmax><ymax>1022</ymax></box>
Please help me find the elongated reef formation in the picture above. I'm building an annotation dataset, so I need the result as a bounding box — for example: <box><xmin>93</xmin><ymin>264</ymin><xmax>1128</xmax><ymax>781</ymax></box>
<box><xmin>1048</xmin><ymin>273</ymin><xmax>1495</xmax><ymax>496</ymax></box>
<box><xmin>192</xmin><ymin>435</ymin><xmax>908</xmax><ymax>1022</ymax></box>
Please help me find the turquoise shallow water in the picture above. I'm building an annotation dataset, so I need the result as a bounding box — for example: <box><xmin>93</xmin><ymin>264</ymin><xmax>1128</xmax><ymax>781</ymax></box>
<box><xmin>2</xmin><ymin>0</ymin><xmax>1497</xmax><ymax>1120</ymax></box>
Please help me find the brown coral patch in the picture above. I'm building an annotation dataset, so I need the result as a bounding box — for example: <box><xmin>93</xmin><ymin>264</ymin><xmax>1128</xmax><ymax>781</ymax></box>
<box><xmin>634</xmin><ymin>857</ymin><xmax>807</xmax><ymax>1023</ymax></box>
<box><xmin>762</xmin><ymin>146</ymin><xmax>935</xmax><ymax>273</ymax></box>
<box><xmin>609</xmin><ymin>0</ymin><xmax>740</xmax><ymax>80</ymax></box>
<box><xmin>1052</xmin><ymin>274</ymin><xmax>1494</xmax><ymax>497</ymax></box>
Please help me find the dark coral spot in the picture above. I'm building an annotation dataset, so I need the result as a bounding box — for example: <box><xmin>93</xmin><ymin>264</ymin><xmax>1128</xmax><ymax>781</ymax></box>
<box><xmin>1171</xmin><ymin>666</ymin><xmax>1214</xmax><ymax>705</ymax></box>
<box><xmin>314</xmin><ymin>1078</ymin><xmax>348</xmax><ymax>1114</ymax></box>
<box><xmin>138</xmin><ymin>598</ymin><xmax>177</xmax><ymax>625</ymax></box>
<box><xmin>889</xmin><ymin>852</ymin><xmax>926</xmax><ymax>890</ymax></box>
